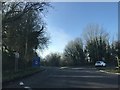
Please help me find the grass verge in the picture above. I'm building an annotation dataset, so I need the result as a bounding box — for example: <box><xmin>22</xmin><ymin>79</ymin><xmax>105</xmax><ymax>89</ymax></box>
<box><xmin>104</xmin><ymin>68</ymin><xmax>120</xmax><ymax>73</ymax></box>
<box><xmin>2</xmin><ymin>67</ymin><xmax>45</xmax><ymax>84</ymax></box>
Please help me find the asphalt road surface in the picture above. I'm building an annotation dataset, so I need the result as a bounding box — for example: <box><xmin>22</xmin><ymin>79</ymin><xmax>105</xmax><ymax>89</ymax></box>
<box><xmin>3</xmin><ymin>66</ymin><xmax>120</xmax><ymax>88</ymax></box>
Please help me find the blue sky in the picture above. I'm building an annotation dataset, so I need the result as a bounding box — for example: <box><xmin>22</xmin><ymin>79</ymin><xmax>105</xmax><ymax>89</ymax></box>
<box><xmin>37</xmin><ymin>2</ymin><xmax>118</xmax><ymax>58</ymax></box>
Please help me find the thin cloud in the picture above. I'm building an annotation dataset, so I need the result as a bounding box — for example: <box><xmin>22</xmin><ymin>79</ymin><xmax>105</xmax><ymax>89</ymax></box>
<box><xmin>38</xmin><ymin>26</ymin><xmax>72</xmax><ymax>58</ymax></box>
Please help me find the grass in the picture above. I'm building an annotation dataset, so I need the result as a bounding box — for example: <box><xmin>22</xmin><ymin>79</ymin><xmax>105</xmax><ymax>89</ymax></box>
<box><xmin>104</xmin><ymin>68</ymin><xmax>120</xmax><ymax>73</ymax></box>
<box><xmin>2</xmin><ymin>67</ymin><xmax>45</xmax><ymax>83</ymax></box>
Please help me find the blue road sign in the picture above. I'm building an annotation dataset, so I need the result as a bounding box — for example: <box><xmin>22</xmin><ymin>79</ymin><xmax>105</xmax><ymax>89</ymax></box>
<box><xmin>32</xmin><ymin>56</ymin><xmax>40</xmax><ymax>67</ymax></box>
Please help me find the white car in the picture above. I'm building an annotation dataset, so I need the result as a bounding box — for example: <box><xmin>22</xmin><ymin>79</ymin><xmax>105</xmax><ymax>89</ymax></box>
<box><xmin>95</xmin><ymin>61</ymin><xmax>106</xmax><ymax>67</ymax></box>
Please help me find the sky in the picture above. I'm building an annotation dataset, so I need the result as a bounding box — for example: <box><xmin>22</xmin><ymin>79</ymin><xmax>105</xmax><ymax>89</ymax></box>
<box><xmin>37</xmin><ymin>2</ymin><xmax>118</xmax><ymax>58</ymax></box>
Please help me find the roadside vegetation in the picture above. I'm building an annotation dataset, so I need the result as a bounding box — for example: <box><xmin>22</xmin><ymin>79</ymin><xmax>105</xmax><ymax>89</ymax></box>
<box><xmin>3</xmin><ymin>67</ymin><xmax>45</xmax><ymax>83</ymax></box>
<box><xmin>105</xmin><ymin>68</ymin><xmax>120</xmax><ymax>73</ymax></box>
<box><xmin>2</xmin><ymin>2</ymin><xmax>50</xmax><ymax>81</ymax></box>
<box><xmin>42</xmin><ymin>24</ymin><xmax>120</xmax><ymax>70</ymax></box>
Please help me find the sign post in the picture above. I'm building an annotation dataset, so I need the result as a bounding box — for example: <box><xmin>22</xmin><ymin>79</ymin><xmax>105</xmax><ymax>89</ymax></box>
<box><xmin>14</xmin><ymin>51</ymin><xmax>19</xmax><ymax>72</ymax></box>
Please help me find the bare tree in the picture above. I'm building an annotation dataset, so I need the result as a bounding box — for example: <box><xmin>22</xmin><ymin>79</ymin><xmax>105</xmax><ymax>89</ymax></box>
<box><xmin>63</xmin><ymin>38</ymin><xmax>85</xmax><ymax>66</ymax></box>
<box><xmin>83</xmin><ymin>24</ymin><xmax>109</xmax><ymax>44</ymax></box>
<box><xmin>83</xmin><ymin>24</ymin><xmax>110</xmax><ymax>64</ymax></box>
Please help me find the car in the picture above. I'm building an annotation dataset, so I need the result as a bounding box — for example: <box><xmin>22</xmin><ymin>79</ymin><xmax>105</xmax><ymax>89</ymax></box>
<box><xmin>95</xmin><ymin>61</ymin><xmax>106</xmax><ymax>67</ymax></box>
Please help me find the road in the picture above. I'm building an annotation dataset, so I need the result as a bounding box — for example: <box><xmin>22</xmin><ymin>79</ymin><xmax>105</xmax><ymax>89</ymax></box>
<box><xmin>3</xmin><ymin>66</ymin><xmax>120</xmax><ymax>88</ymax></box>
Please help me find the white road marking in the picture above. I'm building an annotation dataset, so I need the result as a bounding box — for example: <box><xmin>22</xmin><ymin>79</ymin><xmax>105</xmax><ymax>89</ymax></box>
<box><xmin>50</xmin><ymin>75</ymin><xmax>108</xmax><ymax>78</ymax></box>
<box><xmin>24</xmin><ymin>86</ymin><xmax>32</xmax><ymax>90</ymax></box>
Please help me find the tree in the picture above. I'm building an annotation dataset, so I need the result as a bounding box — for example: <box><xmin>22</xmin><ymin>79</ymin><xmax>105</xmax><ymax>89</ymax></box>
<box><xmin>63</xmin><ymin>38</ymin><xmax>85</xmax><ymax>66</ymax></box>
<box><xmin>44</xmin><ymin>53</ymin><xmax>61</xmax><ymax>66</ymax></box>
<box><xmin>2</xmin><ymin>2</ymin><xmax>50</xmax><ymax>70</ymax></box>
<box><xmin>114</xmin><ymin>41</ymin><xmax>120</xmax><ymax>67</ymax></box>
<box><xmin>2</xmin><ymin>2</ymin><xmax>50</xmax><ymax>24</ymax></box>
<box><xmin>83</xmin><ymin>24</ymin><xmax>109</xmax><ymax>64</ymax></box>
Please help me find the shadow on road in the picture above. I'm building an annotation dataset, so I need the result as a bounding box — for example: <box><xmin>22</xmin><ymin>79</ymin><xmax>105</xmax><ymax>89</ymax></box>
<box><xmin>3</xmin><ymin>66</ymin><xmax>119</xmax><ymax>88</ymax></box>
